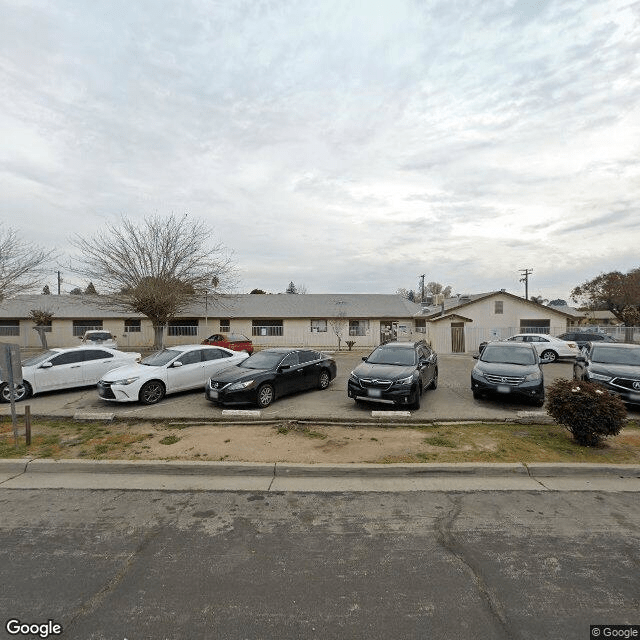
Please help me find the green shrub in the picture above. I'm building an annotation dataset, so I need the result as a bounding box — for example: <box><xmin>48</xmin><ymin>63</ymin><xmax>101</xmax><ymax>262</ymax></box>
<box><xmin>546</xmin><ymin>378</ymin><xmax>627</xmax><ymax>447</ymax></box>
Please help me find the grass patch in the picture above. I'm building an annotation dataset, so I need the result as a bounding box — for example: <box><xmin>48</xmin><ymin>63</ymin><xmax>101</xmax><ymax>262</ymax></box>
<box><xmin>159</xmin><ymin>435</ymin><xmax>181</xmax><ymax>445</ymax></box>
<box><xmin>274</xmin><ymin>423</ymin><xmax>327</xmax><ymax>440</ymax></box>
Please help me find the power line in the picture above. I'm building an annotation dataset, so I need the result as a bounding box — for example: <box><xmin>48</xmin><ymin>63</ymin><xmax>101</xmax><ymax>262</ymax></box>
<box><xmin>519</xmin><ymin>268</ymin><xmax>533</xmax><ymax>300</ymax></box>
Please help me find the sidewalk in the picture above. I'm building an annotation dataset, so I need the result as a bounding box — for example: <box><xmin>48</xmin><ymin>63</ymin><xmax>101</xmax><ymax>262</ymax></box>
<box><xmin>2</xmin><ymin>458</ymin><xmax>639</xmax><ymax>492</ymax></box>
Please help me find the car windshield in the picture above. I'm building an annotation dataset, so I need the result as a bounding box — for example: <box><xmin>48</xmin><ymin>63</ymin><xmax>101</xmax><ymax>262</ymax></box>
<box><xmin>141</xmin><ymin>349</ymin><xmax>181</xmax><ymax>366</ymax></box>
<box><xmin>240</xmin><ymin>351</ymin><xmax>285</xmax><ymax>370</ymax></box>
<box><xmin>367</xmin><ymin>346</ymin><xmax>416</xmax><ymax>366</ymax></box>
<box><xmin>481</xmin><ymin>346</ymin><xmax>536</xmax><ymax>365</ymax></box>
<box><xmin>22</xmin><ymin>350</ymin><xmax>57</xmax><ymax>366</ymax></box>
<box><xmin>85</xmin><ymin>332</ymin><xmax>112</xmax><ymax>341</ymax></box>
<box><xmin>592</xmin><ymin>347</ymin><xmax>640</xmax><ymax>366</ymax></box>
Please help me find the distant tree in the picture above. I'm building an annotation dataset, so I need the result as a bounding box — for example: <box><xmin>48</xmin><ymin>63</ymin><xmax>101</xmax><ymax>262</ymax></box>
<box><xmin>0</xmin><ymin>227</ymin><xmax>53</xmax><ymax>302</ymax></box>
<box><xmin>425</xmin><ymin>282</ymin><xmax>453</xmax><ymax>298</ymax></box>
<box><xmin>42</xmin><ymin>285</ymin><xmax>51</xmax><ymax>295</ymax></box>
<box><xmin>549</xmin><ymin>299</ymin><xmax>568</xmax><ymax>306</ymax></box>
<box><xmin>530</xmin><ymin>295</ymin><xmax>548</xmax><ymax>305</ymax></box>
<box><xmin>286</xmin><ymin>281</ymin><xmax>298</xmax><ymax>294</ymax></box>
<box><xmin>84</xmin><ymin>282</ymin><xmax>97</xmax><ymax>295</ymax></box>
<box><xmin>396</xmin><ymin>288</ymin><xmax>416</xmax><ymax>302</ymax></box>
<box><xmin>29</xmin><ymin>309</ymin><xmax>53</xmax><ymax>349</ymax></box>
<box><xmin>572</xmin><ymin>268</ymin><xmax>640</xmax><ymax>340</ymax></box>
<box><xmin>70</xmin><ymin>287</ymin><xmax>83</xmax><ymax>295</ymax></box>
<box><xmin>70</xmin><ymin>213</ymin><xmax>235</xmax><ymax>349</ymax></box>
<box><xmin>250</xmin><ymin>289</ymin><xmax>267</xmax><ymax>294</ymax></box>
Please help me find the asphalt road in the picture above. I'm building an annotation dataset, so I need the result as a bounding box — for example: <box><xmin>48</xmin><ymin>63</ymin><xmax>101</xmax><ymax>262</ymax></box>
<box><xmin>1</xmin><ymin>488</ymin><xmax>638</xmax><ymax>640</ymax></box>
<box><xmin>5</xmin><ymin>352</ymin><xmax>638</xmax><ymax>422</ymax></box>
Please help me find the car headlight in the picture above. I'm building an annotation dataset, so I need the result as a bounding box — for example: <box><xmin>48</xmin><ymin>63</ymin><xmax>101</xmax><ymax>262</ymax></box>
<box><xmin>349</xmin><ymin>371</ymin><xmax>360</xmax><ymax>382</ymax></box>
<box><xmin>588</xmin><ymin>372</ymin><xmax>612</xmax><ymax>382</ymax></box>
<box><xmin>396</xmin><ymin>374</ymin><xmax>416</xmax><ymax>386</ymax></box>
<box><xmin>111</xmin><ymin>377</ymin><xmax>139</xmax><ymax>386</ymax></box>
<box><xmin>228</xmin><ymin>380</ymin><xmax>255</xmax><ymax>391</ymax></box>
<box><xmin>524</xmin><ymin>371</ymin><xmax>542</xmax><ymax>382</ymax></box>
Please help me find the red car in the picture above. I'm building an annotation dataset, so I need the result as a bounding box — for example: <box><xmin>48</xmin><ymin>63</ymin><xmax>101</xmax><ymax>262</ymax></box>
<box><xmin>201</xmin><ymin>333</ymin><xmax>254</xmax><ymax>354</ymax></box>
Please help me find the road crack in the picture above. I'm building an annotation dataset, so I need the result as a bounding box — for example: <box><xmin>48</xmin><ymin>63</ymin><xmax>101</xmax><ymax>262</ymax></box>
<box><xmin>435</xmin><ymin>494</ymin><xmax>518</xmax><ymax>640</ymax></box>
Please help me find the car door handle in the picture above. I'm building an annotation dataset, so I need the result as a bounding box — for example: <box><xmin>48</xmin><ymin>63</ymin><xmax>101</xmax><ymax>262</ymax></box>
<box><xmin>71</xmin><ymin>365</ymin><xmax>81</xmax><ymax>369</ymax></box>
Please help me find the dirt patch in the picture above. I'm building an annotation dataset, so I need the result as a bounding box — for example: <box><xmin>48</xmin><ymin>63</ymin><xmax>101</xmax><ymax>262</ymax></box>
<box><xmin>2</xmin><ymin>418</ymin><xmax>640</xmax><ymax>464</ymax></box>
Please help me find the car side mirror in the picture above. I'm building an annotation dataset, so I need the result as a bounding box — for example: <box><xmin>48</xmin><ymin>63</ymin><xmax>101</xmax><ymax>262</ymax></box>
<box><xmin>473</xmin><ymin>354</ymin><xmax>479</xmax><ymax>360</ymax></box>
<box><xmin>362</xmin><ymin>356</ymin><xmax>367</xmax><ymax>361</ymax></box>
<box><xmin>39</xmin><ymin>362</ymin><xmax>53</xmax><ymax>369</ymax></box>
<box><xmin>172</xmin><ymin>361</ymin><xmax>183</xmax><ymax>368</ymax></box>
<box><xmin>279</xmin><ymin>364</ymin><xmax>291</xmax><ymax>371</ymax></box>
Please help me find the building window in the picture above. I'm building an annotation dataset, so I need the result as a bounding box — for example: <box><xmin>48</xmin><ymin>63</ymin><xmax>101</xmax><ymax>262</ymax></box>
<box><xmin>494</xmin><ymin>301</ymin><xmax>504</xmax><ymax>314</ymax></box>
<box><xmin>0</xmin><ymin>320</ymin><xmax>20</xmax><ymax>336</ymax></box>
<box><xmin>415</xmin><ymin>319</ymin><xmax>426</xmax><ymax>334</ymax></box>
<box><xmin>252</xmin><ymin>320</ymin><xmax>283</xmax><ymax>337</ymax></box>
<box><xmin>349</xmin><ymin>320</ymin><xmax>369</xmax><ymax>337</ymax></box>
<box><xmin>124</xmin><ymin>319</ymin><xmax>141</xmax><ymax>333</ymax></box>
<box><xmin>73</xmin><ymin>320</ymin><xmax>102</xmax><ymax>336</ymax></box>
<box><xmin>167</xmin><ymin>319</ymin><xmax>199</xmax><ymax>336</ymax></box>
<box><xmin>220</xmin><ymin>318</ymin><xmax>230</xmax><ymax>332</ymax></box>
<box><xmin>310</xmin><ymin>319</ymin><xmax>327</xmax><ymax>333</ymax></box>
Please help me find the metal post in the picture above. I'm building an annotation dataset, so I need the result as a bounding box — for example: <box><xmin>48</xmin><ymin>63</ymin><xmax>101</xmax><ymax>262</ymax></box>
<box><xmin>7</xmin><ymin>349</ymin><xmax>18</xmax><ymax>447</ymax></box>
<box><xmin>25</xmin><ymin>405</ymin><xmax>31</xmax><ymax>446</ymax></box>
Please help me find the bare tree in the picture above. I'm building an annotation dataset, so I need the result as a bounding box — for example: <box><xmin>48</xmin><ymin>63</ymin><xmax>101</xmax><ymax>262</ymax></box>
<box><xmin>70</xmin><ymin>214</ymin><xmax>236</xmax><ymax>348</ymax></box>
<box><xmin>0</xmin><ymin>228</ymin><xmax>53</xmax><ymax>302</ymax></box>
<box><xmin>29</xmin><ymin>309</ymin><xmax>54</xmax><ymax>349</ymax></box>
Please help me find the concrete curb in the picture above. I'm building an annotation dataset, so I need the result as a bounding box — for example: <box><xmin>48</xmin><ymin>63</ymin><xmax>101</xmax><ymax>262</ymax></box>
<box><xmin>1</xmin><ymin>458</ymin><xmax>638</xmax><ymax>478</ymax></box>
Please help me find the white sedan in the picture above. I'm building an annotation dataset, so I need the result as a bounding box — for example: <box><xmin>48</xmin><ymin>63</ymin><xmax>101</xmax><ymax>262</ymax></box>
<box><xmin>0</xmin><ymin>347</ymin><xmax>141</xmax><ymax>402</ymax></box>
<box><xmin>97</xmin><ymin>344</ymin><xmax>249</xmax><ymax>404</ymax></box>
<box><xmin>505</xmin><ymin>334</ymin><xmax>580</xmax><ymax>361</ymax></box>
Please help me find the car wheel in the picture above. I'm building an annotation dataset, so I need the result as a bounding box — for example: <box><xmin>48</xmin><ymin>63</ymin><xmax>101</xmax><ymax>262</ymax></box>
<box><xmin>138</xmin><ymin>380</ymin><xmax>166</xmax><ymax>405</ymax></box>
<box><xmin>1</xmin><ymin>381</ymin><xmax>32</xmax><ymax>402</ymax></box>
<box><xmin>257</xmin><ymin>383</ymin><xmax>274</xmax><ymax>408</ymax></box>
<box><xmin>318</xmin><ymin>369</ymin><xmax>331</xmax><ymax>390</ymax></box>
<box><xmin>532</xmin><ymin>395</ymin><xmax>545</xmax><ymax>408</ymax></box>
<box><xmin>429</xmin><ymin>368</ymin><xmax>438</xmax><ymax>390</ymax></box>
<box><xmin>541</xmin><ymin>349</ymin><xmax>558</xmax><ymax>362</ymax></box>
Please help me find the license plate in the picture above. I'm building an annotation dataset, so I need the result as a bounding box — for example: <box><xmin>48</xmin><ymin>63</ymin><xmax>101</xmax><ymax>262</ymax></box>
<box><xmin>367</xmin><ymin>388</ymin><xmax>382</xmax><ymax>398</ymax></box>
<box><xmin>497</xmin><ymin>385</ymin><xmax>511</xmax><ymax>394</ymax></box>
<box><xmin>208</xmin><ymin>390</ymin><xmax>219</xmax><ymax>399</ymax></box>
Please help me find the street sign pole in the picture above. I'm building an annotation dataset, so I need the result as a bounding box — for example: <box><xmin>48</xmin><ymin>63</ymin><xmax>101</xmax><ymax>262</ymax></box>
<box><xmin>0</xmin><ymin>343</ymin><xmax>23</xmax><ymax>448</ymax></box>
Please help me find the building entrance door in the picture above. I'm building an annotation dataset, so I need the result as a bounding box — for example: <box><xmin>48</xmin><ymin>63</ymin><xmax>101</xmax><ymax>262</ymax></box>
<box><xmin>451</xmin><ymin>322</ymin><xmax>465</xmax><ymax>353</ymax></box>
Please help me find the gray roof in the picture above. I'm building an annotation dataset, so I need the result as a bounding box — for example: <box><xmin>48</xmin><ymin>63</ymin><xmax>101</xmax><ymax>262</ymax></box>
<box><xmin>0</xmin><ymin>293</ymin><xmax>421</xmax><ymax>320</ymax></box>
<box><xmin>417</xmin><ymin>291</ymin><xmax>583</xmax><ymax>320</ymax></box>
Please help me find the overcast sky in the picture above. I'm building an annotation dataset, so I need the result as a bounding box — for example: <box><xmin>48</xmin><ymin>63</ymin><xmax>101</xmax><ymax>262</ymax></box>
<box><xmin>1</xmin><ymin>0</ymin><xmax>639</xmax><ymax>301</ymax></box>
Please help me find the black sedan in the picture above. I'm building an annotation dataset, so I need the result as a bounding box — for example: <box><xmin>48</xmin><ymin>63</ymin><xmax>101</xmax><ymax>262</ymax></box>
<box><xmin>558</xmin><ymin>331</ymin><xmax>618</xmax><ymax>350</ymax></box>
<box><xmin>471</xmin><ymin>342</ymin><xmax>548</xmax><ymax>406</ymax></box>
<box><xmin>573</xmin><ymin>343</ymin><xmax>640</xmax><ymax>405</ymax></box>
<box><xmin>205</xmin><ymin>348</ymin><xmax>337</xmax><ymax>408</ymax></box>
<box><xmin>348</xmin><ymin>341</ymin><xmax>438</xmax><ymax>410</ymax></box>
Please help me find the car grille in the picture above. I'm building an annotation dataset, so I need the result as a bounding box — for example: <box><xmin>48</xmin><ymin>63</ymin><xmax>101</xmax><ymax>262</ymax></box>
<box><xmin>611</xmin><ymin>377</ymin><xmax>640</xmax><ymax>392</ymax></box>
<box><xmin>358</xmin><ymin>378</ymin><xmax>393</xmax><ymax>391</ymax></box>
<box><xmin>97</xmin><ymin>381</ymin><xmax>116</xmax><ymax>399</ymax></box>
<box><xmin>484</xmin><ymin>374</ymin><xmax>525</xmax><ymax>385</ymax></box>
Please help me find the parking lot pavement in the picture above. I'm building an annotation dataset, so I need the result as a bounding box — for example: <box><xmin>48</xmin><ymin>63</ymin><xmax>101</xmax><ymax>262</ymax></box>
<box><xmin>2</xmin><ymin>351</ymin><xmax>639</xmax><ymax>422</ymax></box>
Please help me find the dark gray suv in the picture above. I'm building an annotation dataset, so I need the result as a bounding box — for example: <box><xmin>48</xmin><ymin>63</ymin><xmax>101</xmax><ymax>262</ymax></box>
<box><xmin>348</xmin><ymin>341</ymin><xmax>438</xmax><ymax>410</ymax></box>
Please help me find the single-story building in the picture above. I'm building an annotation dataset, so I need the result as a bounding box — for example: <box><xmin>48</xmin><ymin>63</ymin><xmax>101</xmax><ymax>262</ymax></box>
<box><xmin>0</xmin><ymin>293</ymin><xmax>423</xmax><ymax>350</ymax></box>
<box><xmin>0</xmin><ymin>290</ymin><xmax>586</xmax><ymax>353</ymax></box>
<box><xmin>416</xmin><ymin>291</ymin><xmax>583</xmax><ymax>354</ymax></box>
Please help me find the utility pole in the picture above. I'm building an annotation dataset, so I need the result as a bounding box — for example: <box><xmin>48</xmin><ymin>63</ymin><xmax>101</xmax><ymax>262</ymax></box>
<box><xmin>57</xmin><ymin>271</ymin><xmax>62</xmax><ymax>295</ymax></box>
<box><xmin>519</xmin><ymin>268</ymin><xmax>533</xmax><ymax>300</ymax></box>
<box><xmin>419</xmin><ymin>274</ymin><xmax>425</xmax><ymax>303</ymax></box>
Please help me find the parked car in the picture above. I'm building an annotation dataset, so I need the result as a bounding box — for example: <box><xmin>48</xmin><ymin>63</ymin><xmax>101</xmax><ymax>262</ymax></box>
<box><xmin>573</xmin><ymin>343</ymin><xmax>640</xmax><ymax>405</ymax></box>
<box><xmin>471</xmin><ymin>342</ymin><xmax>549</xmax><ymax>406</ymax></box>
<box><xmin>97</xmin><ymin>345</ymin><xmax>249</xmax><ymax>404</ymax></box>
<box><xmin>0</xmin><ymin>347</ymin><xmax>141</xmax><ymax>402</ymax></box>
<box><xmin>206</xmin><ymin>348</ymin><xmax>337</xmax><ymax>408</ymax></box>
<box><xmin>201</xmin><ymin>333</ymin><xmax>254</xmax><ymax>354</ymax></box>
<box><xmin>348</xmin><ymin>341</ymin><xmax>438</xmax><ymax>409</ymax></box>
<box><xmin>480</xmin><ymin>333</ymin><xmax>579</xmax><ymax>362</ymax></box>
<box><xmin>79</xmin><ymin>330</ymin><xmax>118</xmax><ymax>349</ymax></box>
<box><xmin>558</xmin><ymin>331</ymin><xmax>618</xmax><ymax>350</ymax></box>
